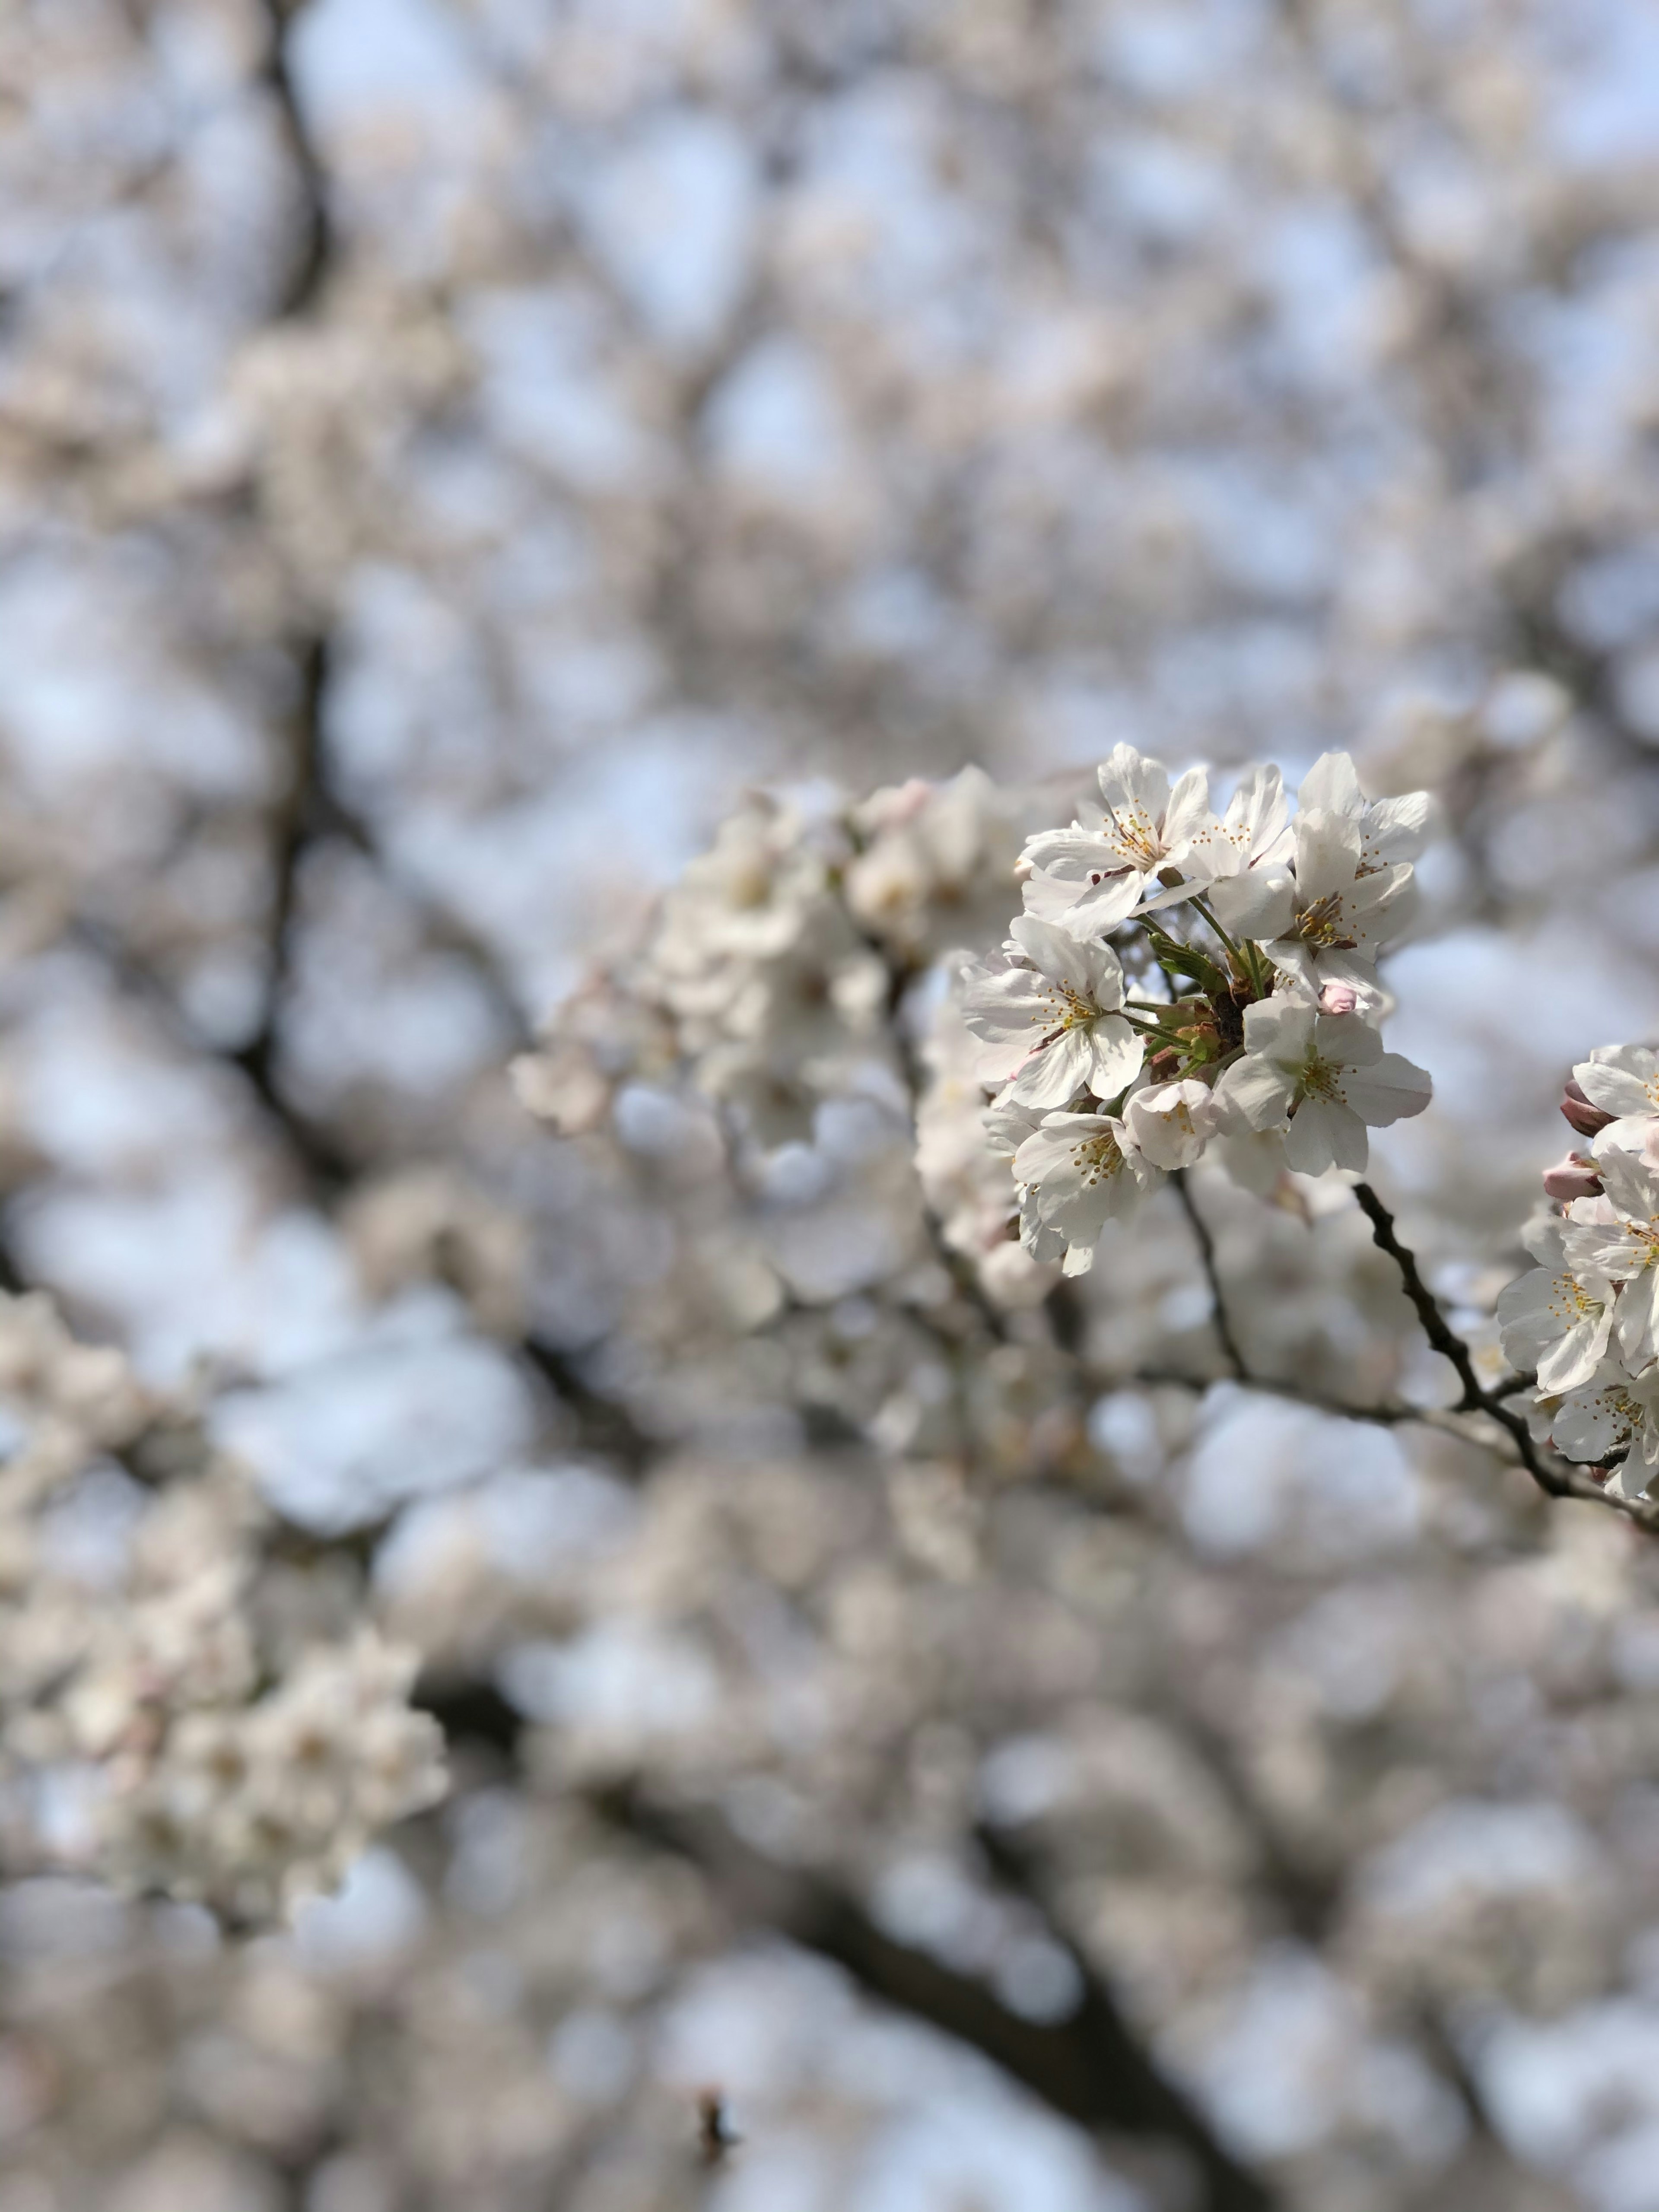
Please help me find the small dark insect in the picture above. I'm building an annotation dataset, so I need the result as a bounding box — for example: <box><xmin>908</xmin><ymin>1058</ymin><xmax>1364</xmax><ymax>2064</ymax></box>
<box><xmin>696</xmin><ymin>2088</ymin><xmax>742</xmax><ymax>2167</ymax></box>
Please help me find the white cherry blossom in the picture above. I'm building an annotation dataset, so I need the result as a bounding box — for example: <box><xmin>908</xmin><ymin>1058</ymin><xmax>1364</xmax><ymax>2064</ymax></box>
<box><xmin>1246</xmin><ymin>810</ymin><xmax>1421</xmax><ymax>1004</ymax></box>
<box><xmin>1013</xmin><ymin>1109</ymin><xmax>1160</xmax><ymax>1272</ymax></box>
<box><xmin>1573</xmin><ymin>1044</ymin><xmax>1659</xmax><ymax>1160</ymax></box>
<box><xmin>1125</xmin><ymin>1077</ymin><xmax>1221</xmax><ymax>1170</ymax></box>
<box><xmin>1212</xmin><ymin>1001</ymin><xmax>1432</xmax><ymax>1175</ymax></box>
<box><xmin>1020</xmin><ymin>744</ymin><xmax>1217</xmax><ymax>934</ymax></box>
<box><xmin>1192</xmin><ymin>765</ymin><xmax>1295</xmax><ymax>938</ymax></box>
<box><xmin>1560</xmin><ymin>1147</ymin><xmax>1659</xmax><ymax>1374</ymax></box>
<box><xmin>961</xmin><ymin>917</ymin><xmax>1144</xmax><ymax>1109</ymax></box>
<box><xmin>1537</xmin><ymin>1358</ymin><xmax>1659</xmax><ymax>1484</ymax></box>
<box><xmin>1297</xmin><ymin>752</ymin><xmax>1436</xmax><ymax>871</ymax></box>
<box><xmin>1495</xmin><ymin>1216</ymin><xmax>1617</xmax><ymax>1393</ymax></box>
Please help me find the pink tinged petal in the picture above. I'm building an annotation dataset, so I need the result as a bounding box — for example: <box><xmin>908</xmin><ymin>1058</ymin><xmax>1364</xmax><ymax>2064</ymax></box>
<box><xmin>1318</xmin><ymin>981</ymin><xmax>1359</xmax><ymax>1015</ymax></box>
<box><xmin>1212</xmin><ymin>1054</ymin><xmax>1299</xmax><ymax>1132</ymax></box>
<box><xmin>1209</xmin><ymin>868</ymin><xmax>1296</xmax><ymax>941</ymax></box>
<box><xmin>1561</xmin><ymin>1078</ymin><xmax>1615</xmax><ymax>1138</ymax></box>
<box><xmin>1542</xmin><ymin>1154</ymin><xmax>1603</xmax><ymax>1202</ymax></box>
<box><xmin>1297</xmin><ymin>751</ymin><xmax>1365</xmax><ymax>819</ymax></box>
<box><xmin>1283</xmin><ymin>1096</ymin><xmax>1368</xmax><ymax>1176</ymax></box>
<box><xmin>1313</xmin><ymin>1012</ymin><xmax>1383</xmax><ymax>1068</ymax></box>
<box><xmin>1335</xmin><ymin>1052</ymin><xmax>1432</xmax><ymax>1127</ymax></box>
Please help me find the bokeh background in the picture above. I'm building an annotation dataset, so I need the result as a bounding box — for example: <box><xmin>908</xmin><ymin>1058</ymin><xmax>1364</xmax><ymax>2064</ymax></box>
<box><xmin>7</xmin><ymin>3</ymin><xmax>1659</xmax><ymax>2208</ymax></box>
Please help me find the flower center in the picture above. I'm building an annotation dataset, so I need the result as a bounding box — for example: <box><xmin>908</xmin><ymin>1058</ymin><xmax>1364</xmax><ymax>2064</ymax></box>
<box><xmin>1068</xmin><ymin>1128</ymin><xmax>1128</xmax><ymax>1188</ymax></box>
<box><xmin>1297</xmin><ymin>1051</ymin><xmax>1344</xmax><ymax>1104</ymax></box>
<box><xmin>1102</xmin><ymin>804</ymin><xmax>1163</xmax><ymax>870</ymax></box>
<box><xmin>1293</xmin><ymin>891</ymin><xmax>1358</xmax><ymax>950</ymax></box>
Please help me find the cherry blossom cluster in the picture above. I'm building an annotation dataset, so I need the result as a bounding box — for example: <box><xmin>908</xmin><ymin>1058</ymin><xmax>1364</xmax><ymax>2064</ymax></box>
<box><xmin>963</xmin><ymin>746</ymin><xmax>1435</xmax><ymax>1275</ymax></box>
<box><xmin>0</xmin><ymin>1293</ymin><xmax>445</xmax><ymax>1921</ymax></box>
<box><xmin>1501</xmin><ymin>1049</ymin><xmax>1659</xmax><ymax>1499</ymax></box>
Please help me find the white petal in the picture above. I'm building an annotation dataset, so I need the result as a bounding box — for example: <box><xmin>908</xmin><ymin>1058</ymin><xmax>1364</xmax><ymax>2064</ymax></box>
<box><xmin>1007</xmin><ymin>1027</ymin><xmax>1093</xmax><ymax>1108</ymax></box>
<box><xmin>1212</xmin><ymin>1053</ymin><xmax>1297</xmax><ymax>1132</ymax></box>
<box><xmin>1293</xmin><ymin>808</ymin><xmax>1364</xmax><ymax>902</ymax></box>
<box><xmin>1297</xmin><ymin>751</ymin><xmax>1364</xmax><ymax>819</ymax></box>
<box><xmin>1241</xmin><ymin>996</ymin><xmax>1317</xmax><ymax>1064</ymax></box>
<box><xmin>1082</xmin><ymin>1018</ymin><xmax>1146</xmax><ymax>1100</ymax></box>
<box><xmin>1284</xmin><ymin>1096</ymin><xmax>1369</xmax><ymax>1175</ymax></box>
<box><xmin>1313</xmin><ymin>1011</ymin><xmax>1383</xmax><ymax>1068</ymax></box>
<box><xmin>1364</xmin><ymin>790</ymin><xmax>1433</xmax><ymax>864</ymax></box>
<box><xmin>1335</xmin><ymin>1051</ymin><xmax>1433</xmax><ymax>1128</ymax></box>
<box><xmin>1209</xmin><ymin>867</ymin><xmax>1297</xmax><ymax>941</ymax></box>
<box><xmin>1576</xmin><ymin>1046</ymin><xmax>1659</xmax><ymax>1121</ymax></box>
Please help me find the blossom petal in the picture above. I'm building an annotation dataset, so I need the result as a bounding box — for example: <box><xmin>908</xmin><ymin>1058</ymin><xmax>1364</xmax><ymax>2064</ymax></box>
<box><xmin>1212</xmin><ymin>1054</ymin><xmax>1297</xmax><ymax>1131</ymax></box>
<box><xmin>1242</xmin><ymin>997</ymin><xmax>1317</xmax><ymax>1064</ymax></box>
<box><xmin>1082</xmin><ymin>1017</ymin><xmax>1146</xmax><ymax>1100</ymax></box>
<box><xmin>1297</xmin><ymin>751</ymin><xmax>1364</xmax><ymax>819</ymax></box>
<box><xmin>1335</xmin><ymin>1051</ymin><xmax>1432</xmax><ymax>1127</ymax></box>
<box><xmin>1284</xmin><ymin>1096</ymin><xmax>1368</xmax><ymax>1174</ymax></box>
<box><xmin>1210</xmin><ymin>867</ymin><xmax>1296</xmax><ymax>941</ymax></box>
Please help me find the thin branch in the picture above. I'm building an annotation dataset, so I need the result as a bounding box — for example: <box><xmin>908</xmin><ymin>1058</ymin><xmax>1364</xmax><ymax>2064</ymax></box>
<box><xmin>259</xmin><ymin>0</ymin><xmax>333</xmax><ymax>320</ymax></box>
<box><xmin>1353</xmin><ymin>1182</ymin><xmax>1659</xmax><ymax>1533</ymax></box>
<box><xmin>1170</xmin><ymin>1170</ymin><xmax>1247</xmax><ymax>1381</ymax></box>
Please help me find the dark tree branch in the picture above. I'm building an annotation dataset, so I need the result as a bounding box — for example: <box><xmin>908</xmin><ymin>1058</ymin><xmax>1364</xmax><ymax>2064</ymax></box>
<box><xmin>232</xmin><ymin>629</ymin><xmax>331</xmax><ymax>1118</ymax></box>
<box><xmin>411</xmin><ymin>1680</ymin><xmax>1276</xmax><ymax>2209</ymax></box>
<box><xmin>610</xmin><ymin>1787</ymin><xmax>1280</xmax><ymax>2212</ymax></box>
<box><xmin>1170</xmin><ymin>1170</ymin><xmax>1247</xmax><ymax>1382</ymax></box>
<box><xmin>260</xmin><ymin>0</ymin><xmax>333</xmax><ymax>321</ymax></box>
<box><xmin>1354</xmin><ymin>1181</ymin><xmax>1659</xmax><ymax>1532</ymax></box>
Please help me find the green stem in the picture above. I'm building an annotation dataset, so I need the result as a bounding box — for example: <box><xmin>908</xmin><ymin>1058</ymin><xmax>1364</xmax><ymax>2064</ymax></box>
<box><xmin>1190</xmin><ymin>893</ymin><xmax>1243</xmax><ymax>961</ymax></box>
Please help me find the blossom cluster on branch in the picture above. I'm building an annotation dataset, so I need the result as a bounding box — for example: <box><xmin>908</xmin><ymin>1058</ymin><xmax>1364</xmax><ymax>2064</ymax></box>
<box><xmin>0</xmin><ymin>1292</ymin><xmax>445</xmax><ymax>1920</ymax></box>
<box><xmin>1503</xmin><ymin>1047</ymin><xmax>1659</xmax><ymax>1499</ymax></box>
<box><xmin>964</xmin><ymin>747</ymin><xmax>1436</xmax><ymax>1276</ymax></box>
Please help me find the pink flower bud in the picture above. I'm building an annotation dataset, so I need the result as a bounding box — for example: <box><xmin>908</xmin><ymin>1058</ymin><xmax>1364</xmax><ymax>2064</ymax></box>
<box><xmin>1542</xmin><ymin>1151</ymin><xmax>1603</xmax><ymax>1202</ymax></box>
<box><xmin>1560</xmin><ymin>1077</ymin><xmax>1614</xmax><ymax>1139</ymax></box>
<box><xmin>1318</xmin><ymin>982</ymin><xmax>1359</xmax><ymax>1016</ymax></box>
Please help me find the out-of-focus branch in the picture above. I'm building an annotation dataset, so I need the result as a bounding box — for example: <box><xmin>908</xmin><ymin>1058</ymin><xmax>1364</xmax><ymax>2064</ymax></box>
<box><xmin>233</xmin><ymin>629</ymin><xmax>330</xmax><ymax>1113</ymax></box>
<box><xmin>260</xmin><ymin>0</ymin><xmax>333</xmax><ymax>321</ymax></box>
<box><xmin>1170</xmin><ymin>1170</ymin><xmax>1247</xmax><ymax>1381</ymax></box>
<box><xmin>413</xmin><ymin>1679</ymin><xmax>1276</xmax><ymax>2209</ymax></box>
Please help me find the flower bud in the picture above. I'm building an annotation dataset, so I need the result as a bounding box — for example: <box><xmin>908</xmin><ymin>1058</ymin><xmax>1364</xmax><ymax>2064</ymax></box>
<box><xmin>1318</xmin><ymin>981</ymin><xmax>1359</xmax><ymax>1016</ymax></box>
<box><xmin>1560</xmin><ymin>1078</ymin><xmax>1614</xmax><ymax>1138</ymax></box>
<box><xmin>1542</xmin><ymin>1151</ymin><xmax>1603</xmax><ymax>1202</ymax></box>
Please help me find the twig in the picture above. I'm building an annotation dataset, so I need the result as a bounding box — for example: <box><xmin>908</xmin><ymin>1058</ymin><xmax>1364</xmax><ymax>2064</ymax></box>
<box><xmin>1353</xmin><ymin>1182</ymin><xmax>1659</xmax><ymax>1532</ymax></box>
<box><xmin>1170</xmin><ymin>1170</ymin><xmax>1248</xmax><ymax>1381</ymax></box>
